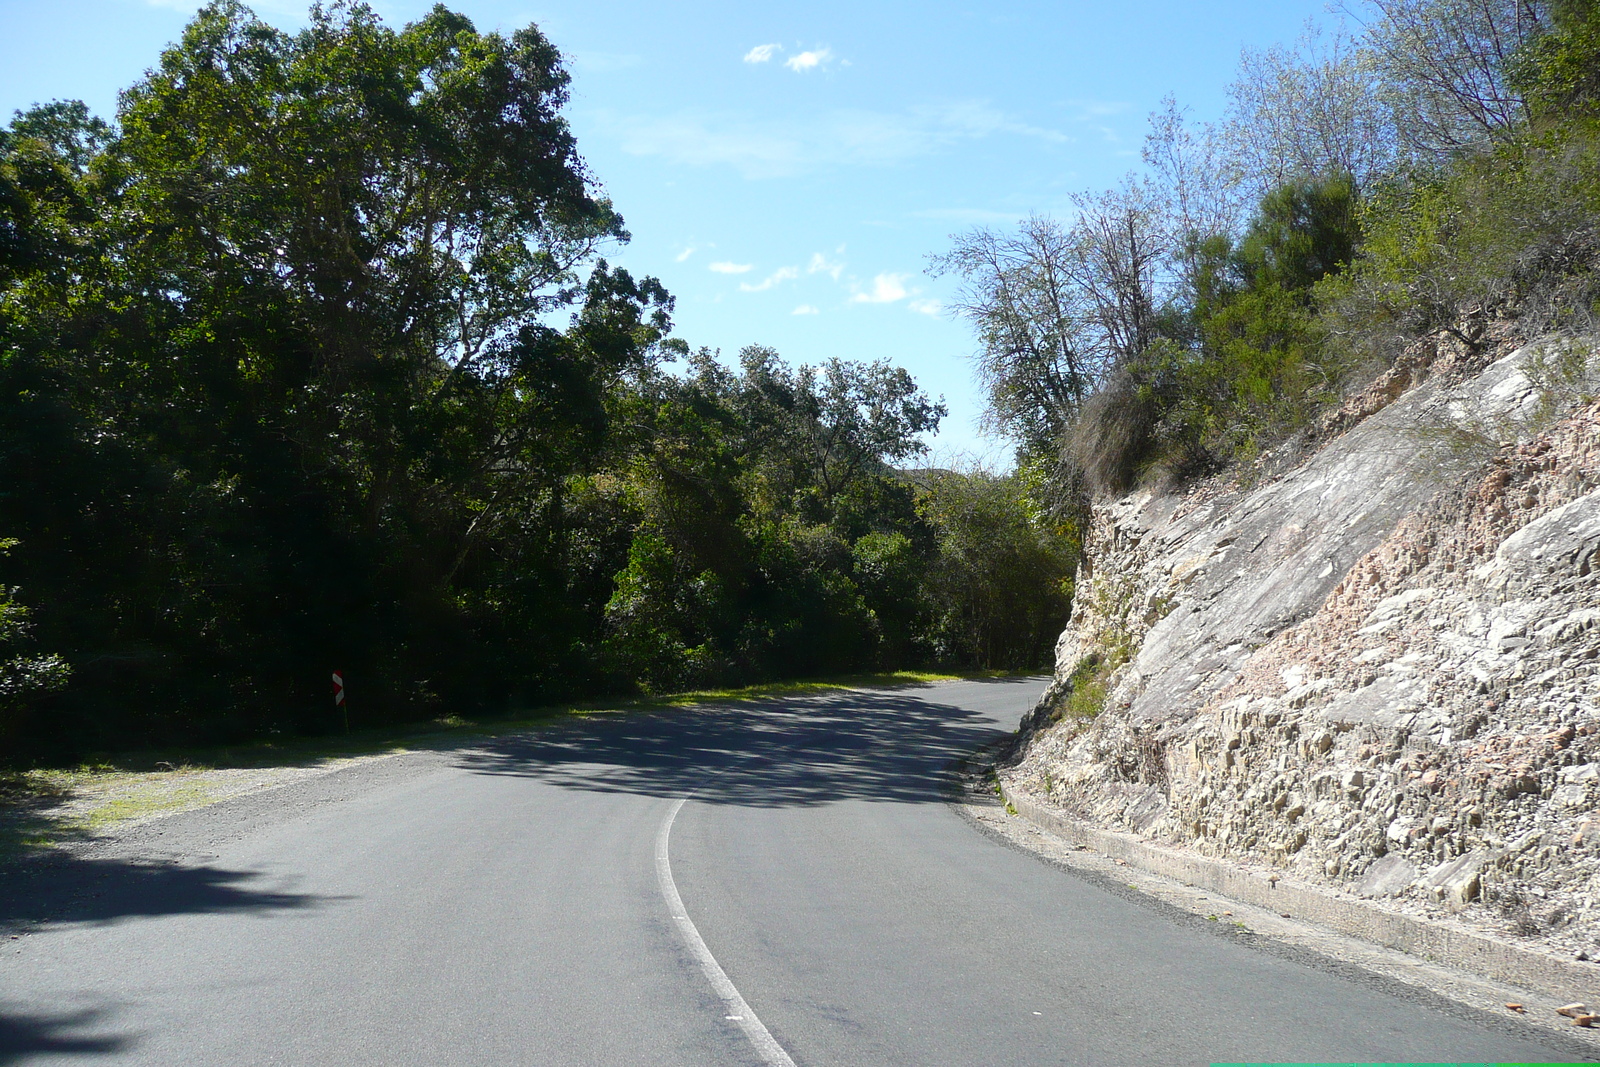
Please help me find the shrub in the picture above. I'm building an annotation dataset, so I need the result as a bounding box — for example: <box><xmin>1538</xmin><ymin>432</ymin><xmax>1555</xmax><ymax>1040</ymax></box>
<box><xmin>918</xmin><ymin>470</ymin><xmax>1075</xmax><ymax>670</ymax></box>
<box><xmin>1324</xmin><ymin>124</ymin><xmax>1600</xmax><ymax>360</ymax></box>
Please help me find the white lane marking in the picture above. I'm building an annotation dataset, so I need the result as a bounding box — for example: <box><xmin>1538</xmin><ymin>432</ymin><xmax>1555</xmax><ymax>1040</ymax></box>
<box><xmin>655</xmin><ymin>797</ymin><xmax>798</xmax><ymax>1067</ymax></box>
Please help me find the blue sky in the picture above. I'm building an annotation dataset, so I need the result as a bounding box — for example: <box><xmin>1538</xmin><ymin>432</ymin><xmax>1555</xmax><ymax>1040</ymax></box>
<box><xmin>1</xmin><ymin>0</ymin><xmax>1345</xmax><ymax>461</ymax></box>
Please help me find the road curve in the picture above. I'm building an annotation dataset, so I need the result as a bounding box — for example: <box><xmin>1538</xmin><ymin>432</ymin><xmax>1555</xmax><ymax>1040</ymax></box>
<box><xmin>0</xmin><ymin>678</ymin><xmax>1587</xmax><ymax>1064</ymax></box>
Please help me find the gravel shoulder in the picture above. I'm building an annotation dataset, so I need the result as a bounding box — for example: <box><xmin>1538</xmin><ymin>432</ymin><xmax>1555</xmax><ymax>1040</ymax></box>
<box><xmin>0</xmin><ymin>746</ymin><xmax>427</xmax><ymax>870</ymax></box>
<box><xmin>0</xmin><ymin>744</ymin><xmax>457</xmax><ymax>938</ymax></box>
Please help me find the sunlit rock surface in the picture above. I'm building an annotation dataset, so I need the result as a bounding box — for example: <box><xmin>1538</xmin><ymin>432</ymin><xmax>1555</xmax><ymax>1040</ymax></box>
<box><xmin>1010</xmin><ymin>330</ymin><xmax>1600</xmax><ymax>955</ymax></box>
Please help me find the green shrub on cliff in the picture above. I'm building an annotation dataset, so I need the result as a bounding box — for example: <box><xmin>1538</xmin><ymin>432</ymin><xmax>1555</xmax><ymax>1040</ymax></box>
<box><xmin>938</xmin><ymin>0</ymin><xmax>1600</xmax><ymax>500</ymax></box>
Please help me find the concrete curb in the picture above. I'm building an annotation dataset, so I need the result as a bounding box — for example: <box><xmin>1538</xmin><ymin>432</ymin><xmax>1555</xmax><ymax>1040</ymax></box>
<box><xmin>999</xmin><ymin>777</ymin><xmax>1600</xmax><ymax>1002</ymax></box>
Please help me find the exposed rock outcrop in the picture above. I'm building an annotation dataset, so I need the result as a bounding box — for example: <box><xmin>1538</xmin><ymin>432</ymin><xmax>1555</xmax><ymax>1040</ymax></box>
<box><xmin>1009</xmin><ymin>330</ymin><xmax>1600</xmax><ymax>957</ymax></box>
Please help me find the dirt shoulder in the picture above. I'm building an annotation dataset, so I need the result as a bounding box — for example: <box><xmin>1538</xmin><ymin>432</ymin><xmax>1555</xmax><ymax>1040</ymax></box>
<box><xmin>0</xmin><ymin>752</ymin><xmax>408</xmax><ymax>855</ymax></box>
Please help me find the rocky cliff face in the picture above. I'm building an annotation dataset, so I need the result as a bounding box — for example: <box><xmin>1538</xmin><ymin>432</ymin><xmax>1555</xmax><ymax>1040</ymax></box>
<box><xmin>1008</xmin><ymin>328</ymin><xmax>1600</xmax><ymax>956</ymax></box>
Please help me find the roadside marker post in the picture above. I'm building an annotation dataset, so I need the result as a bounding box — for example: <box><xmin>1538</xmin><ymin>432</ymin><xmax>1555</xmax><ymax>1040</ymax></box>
<box><xmin>333</xmin><ymin>670</ymin><xmax>347</xmax><ymax>732</ymax></box>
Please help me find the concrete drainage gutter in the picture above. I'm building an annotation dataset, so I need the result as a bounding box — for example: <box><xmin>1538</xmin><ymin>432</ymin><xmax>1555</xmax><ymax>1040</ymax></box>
<box><xmin>999</xmin><ymin>777</ymin><xmax>1600</xmax><ymax>1002</ymax></box>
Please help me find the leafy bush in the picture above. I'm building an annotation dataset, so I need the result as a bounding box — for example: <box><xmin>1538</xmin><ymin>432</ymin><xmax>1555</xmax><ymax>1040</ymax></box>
<box><xmin>1069</xmin><ymin>176</ymin><xmax>1361</xmax><ymax>485</ymax></box>
<box><xmin>918</xmin><ymin>470</ymin><xmax>1075</xmax><ymax>671</ymax></box>
<box><xmin>939</xmin><ymin>3</ymin><xmax>1600</xmax><ymax>504</ymax></box>
<box><xmin>1324</xmin><ymin>125</ymin><xmax>1600</xmax><ymax>359</ymax></box>
<box><xmin>1066</xmin><ymin>365</ymin><xmax>1163</xmax><ymax>495</ymax></box>
<box><xmin>1512</xmin><ymin>0</ymin><xmax>1600</xmax><ymax>125</ymax></box>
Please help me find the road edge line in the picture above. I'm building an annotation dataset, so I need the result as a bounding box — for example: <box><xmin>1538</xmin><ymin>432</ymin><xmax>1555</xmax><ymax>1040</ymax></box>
<box><xmin>655</xmin><ymin>796</ymin><xmax>798</xmax><ymax>1067</ymax></box>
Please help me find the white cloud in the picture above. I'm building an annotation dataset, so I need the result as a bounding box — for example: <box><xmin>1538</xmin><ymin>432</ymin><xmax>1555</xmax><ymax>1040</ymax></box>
<box><xmin>740</xmin><ymin>266</ymin><xmax>800</xmax><ymax>292</ymax></box>
<box><xmin>792</xmin><ymin>304</ymin><xmax>820</xmax><ymax>316</ymax></box>
<box><xmin>708</xmin><ymin>261</ymin><xmax>753</xmax><ymax>274</ymax></box>
<box><xmin>675</xmin><ymin>245</ymin><xmax>700</xmax><ymax>262</ymax></box>
<box><xmin>1059</xmin><ymin>100</ymin><xmax>1133</xmax><ymax>145</ymax></box>
<box><xmin>918</xmin><ymin>101</ymin><xmax>1070</xmax><ymax>145</ymax></box>
<box><xmin>807</xmin><ymin>252</ymin><xmax>845</xmax><ymax>281</ymax></box>
<box><xmin>743</xmin><ymin>43</ymin><xmax>782</xmax><ymax>64</ymax></box>
<box><xmin>908</xmin><ymin>298</ymin><xmax>941</xmax><ymax>316</ymax></box>
<box><xmin>784</xmin><ymin>48</ymin><xmax>833</xmax><ymax>72</ymax></box>
<box><xmin>598</xmin><ymin>100</ymin><xmax>1068</xmax><ymax>180</ymax></box>
<box><xmin>850</xmin><ymin>273</ymin><xmax>911</xmax><ymax>304</ymax></box>
<box><xmin>603</xmin><ymin>112</ymin><xmax>805</xmax><ymax>179</ymax></box>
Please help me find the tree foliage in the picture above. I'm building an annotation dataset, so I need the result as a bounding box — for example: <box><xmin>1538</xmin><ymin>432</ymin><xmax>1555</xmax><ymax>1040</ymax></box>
<box><xmin>1</xmin><ymin>1</ymin><xmax>680</xmax><ymax>750</ymax></box>
<box><xmin>928</xmin><ymin>185</ymin><xmax>1165</xmax><ymax>457</ymax></box>
<box><xmin>1362</xmin><ymin>0</ymin><xmax>1546</xmax><ymax>154</ymax></box>
<box><xmin>1220</xmin><ymin>23</ymin><xmax>1400</xmax><ymax>199</ymax></box>
<box><xmin>0</xmin><ymin>4</ymin><xmax>1069</xmax><ymax>757</ymax></box>
<box><xmin>918</xmin><ymin>470</ymin><xmax>1075</xmax><ymax>671</ymax></box>
<box><xmin>1512</xmin><ymin>0</ymin><xmax>1600</xmax><ymax>123</ymax></box>
<box><xmin>598</xmin><ymin>345</ymin><xmax>1067</xmax><ymax>692</ymax></box>
<box><xmin>0</xmin><ymin>540</ymin><xmax>70</xmax><ymax>747</ymax></box>
<box><xmin>936</xmin><ymin>0</ymin><xmax>1600</xmax><ymax>501</ymax></box>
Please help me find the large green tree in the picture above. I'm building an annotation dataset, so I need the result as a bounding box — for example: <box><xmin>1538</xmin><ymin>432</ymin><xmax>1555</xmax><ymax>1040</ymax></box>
<box><xmin>0</xmin><ymin>1</ymin><xmax>672</xmax><ymax>749</ymax></box>
<box><xmin>601</xmin><ymin>347</ymin><xmax>947</xmax><ymax>691</ymax></box>
<box><xmin>1</xmin><ymin>0</ymin><xmax>1048</xmax><ymax>756</ymax></box>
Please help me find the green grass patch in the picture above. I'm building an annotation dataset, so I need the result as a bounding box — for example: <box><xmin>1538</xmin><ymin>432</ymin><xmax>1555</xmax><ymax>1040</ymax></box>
<box><xmin>1056</xmin><ymin>650</ymin><xmax>1129</xmax><ymax>722</ymax></box>
<box><xmin>0</xmin><ymin>770</ymin><xmax>84</xmax><ymax>861</ymax></box>
<box><xmin>26</xmin><ymin>667</ymin><xmax>1006</xmax><ymax>777</ymax></box>
<box><xmin>635</xmin><ymin>668</ymin><xmax>1006</xmax><ymax>709</ymax></box>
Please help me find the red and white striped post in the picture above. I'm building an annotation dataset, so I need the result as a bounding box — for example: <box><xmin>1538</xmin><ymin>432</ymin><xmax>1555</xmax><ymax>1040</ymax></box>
<box><xmin>333</xmin><ymin>670</ymin><xmax>347</xmax><ymax>732</ymax></box>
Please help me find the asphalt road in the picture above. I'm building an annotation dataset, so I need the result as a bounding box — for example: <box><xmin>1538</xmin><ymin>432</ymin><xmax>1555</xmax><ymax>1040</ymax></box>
<box><xmin>0</xmin><ymin>678</ymin><xmax>1589</xmax><ymax>1065</ymax></box>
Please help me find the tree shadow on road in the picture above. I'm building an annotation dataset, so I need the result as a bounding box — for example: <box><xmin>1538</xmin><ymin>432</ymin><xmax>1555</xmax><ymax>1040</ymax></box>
<box><xmin>1</xmin><ymin>852</ymin><xmax>327</xmax><ymax>928</ymax></box>
<box><xmin>0</xmin><ymin>849</ymin><xmax>334</xmax><ymax>1060</ymax></box>
<box><xmin>455</xmin><ymin>678</ymin><xmax>1040</xmax><ymax>808</ymax></box>
<box><xmin>0</xmin><ymin>1005</ymin><xmax>132</xmax><ymax>1064</ymax></box>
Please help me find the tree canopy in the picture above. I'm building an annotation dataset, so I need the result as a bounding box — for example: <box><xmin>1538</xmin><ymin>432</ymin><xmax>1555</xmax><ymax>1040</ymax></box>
<box><xmin>933</xmin><ymin>0</ymin><xmax>1600</xmax><ymax>494</ymax></box>
<box><xmin>1</xmin><ymin>2</ymin><xmax>1071</xmax><ymax>758</ymax></box>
